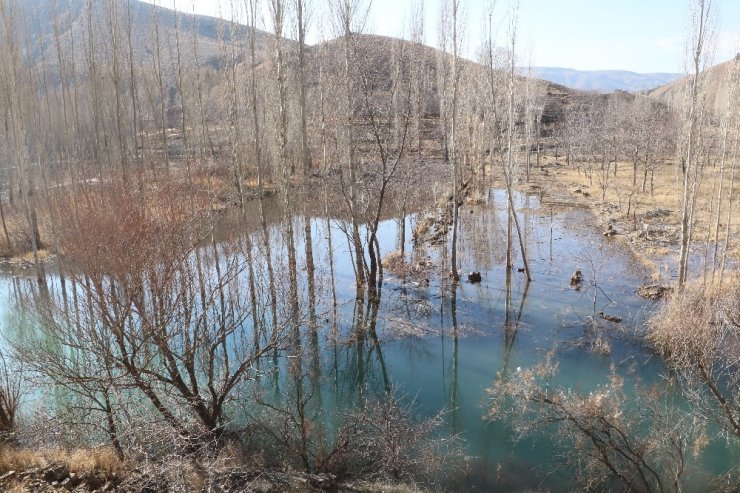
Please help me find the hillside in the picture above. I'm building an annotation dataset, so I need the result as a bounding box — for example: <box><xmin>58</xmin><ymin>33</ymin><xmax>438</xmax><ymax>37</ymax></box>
<box><xmin>13</xmin><ymin>1</ymin><xmax>585</xmax><ymax>137</ymax></box>
<box><xmin>14</xmin><ymin>0</ymin><xmax>275</xmax><ymax>79</ymax></box>
<box><xmin>8</xmin><ymin>0</ymin><xmax>594</xmax><ymax>166</ymax></box>
<box><xmin>295</xmin><ymin>34</ymin><xmax>580</xmax><ymax>133</ymax></box>
<box><xmin>529</xmin><ymin>67</ymin><xmax>682</xmax><ymax>93</ymax></box>
<box><xmin>647</xmin><ymin>56</ymin><xmax>740</xmax><ymax>113</ymax></box>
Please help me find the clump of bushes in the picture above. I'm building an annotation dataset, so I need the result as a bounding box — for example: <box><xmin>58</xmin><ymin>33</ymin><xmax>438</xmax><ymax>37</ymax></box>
<box><xmin>649</xmin><ymin>277</ymin><xmax>740</xmax><ymax>440</ymax></box>
<box><xmin>247</xmin><ymin>388</ymin><xmax>462</xmax><ymax>487</ymax></box>
<box><xmin>487</xmin><ymin>354</ymin><xmax>687</xmax><ymax>492</ymax></box>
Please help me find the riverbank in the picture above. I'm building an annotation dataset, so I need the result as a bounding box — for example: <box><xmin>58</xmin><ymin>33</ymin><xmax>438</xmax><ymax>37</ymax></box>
<box><xmin>0</xmin><ymin>447</ymin><xmax>426</xmax><ymax>493</ymax></box>
<box><xmin>520</xmin><ymin>156</ymin><xmax>739</xmax><ymax>284</ymax></box>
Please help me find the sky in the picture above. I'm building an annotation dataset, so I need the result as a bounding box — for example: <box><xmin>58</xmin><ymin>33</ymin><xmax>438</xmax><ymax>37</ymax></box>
<box><xmin>142</xmin><ymin>0</ymin><xmax>740</xmax><ymax>74</ymax></box>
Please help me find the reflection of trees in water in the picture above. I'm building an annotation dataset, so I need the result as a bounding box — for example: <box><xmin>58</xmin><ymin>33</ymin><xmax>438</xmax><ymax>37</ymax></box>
<box><xmin>14</xmin><ymin>229</ymin><xmax>282</xmax><ymax>451</ymax></box>
<box><xmin>5</xmin><ymin>187</ymin><xmax>540</xmax><ymax>429</ymax></box>
<box><xmin>501</xmin><ymin>275</ymin><xmax>530</xmax><ymax>377</ymax></box>
<box><xmin>337</xmin><ymin>295</ymin><xmax>389</xmax><ymax>399</ymax></box>
<box><xmin>0</xmin><ymin>180</ymin><xmax>687</xmax><ymax>490</ymax></box>
<box><xmin>458</xmin><ymin>192</ymin><xmax>507</xmax><ymax>271</ymax></box>
<box><xmin>449</xmin><ymin>286</ymin><xmax>459</xmax><ymax>435</ymax></box>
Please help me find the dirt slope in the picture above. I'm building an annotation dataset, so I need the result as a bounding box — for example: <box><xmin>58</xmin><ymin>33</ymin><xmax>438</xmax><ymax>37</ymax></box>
<box><xmin>647</xmin><ymin>56</ymin><xmax>740</xmax><ymax>114</ymax></box>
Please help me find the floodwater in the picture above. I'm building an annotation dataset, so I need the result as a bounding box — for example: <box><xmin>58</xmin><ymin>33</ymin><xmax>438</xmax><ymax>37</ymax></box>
<box><xmin>0</xmin><ymin>188</ymin><xmax>737</xmax><ymax>491</ymax></box>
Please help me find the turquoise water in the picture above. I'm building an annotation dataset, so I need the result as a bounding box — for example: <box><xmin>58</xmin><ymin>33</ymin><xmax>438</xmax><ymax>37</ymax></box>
<box><xmin>0</xmin><ymin>189</ymin><xmax>737</xmax><ymax>490</ymax></box>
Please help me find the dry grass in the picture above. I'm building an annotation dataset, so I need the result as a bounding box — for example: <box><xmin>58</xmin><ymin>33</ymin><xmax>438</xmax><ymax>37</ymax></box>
<box><xmin>344</xmin><ymin>481</ymin><xmax>425</xmax><ymax>493</ymax></box>
<box><xmin>382</xmin><ymin>251</ymin><xmax>406</xmax><ymax>272</ymax></box>
<box><xmin>412</xmin><ymin>217</ymin><xmax>431</xmax><ymax>242</ymax></box>
<box><xmin>15</xmin><ymin>248</ymin><xmax>53</xmax><ymax>264</ymax></box>
<box><xmin>649</xmin><ymin>276</ymin><xmax>739</xmax><ymax>361</ymax></box>
<box><xmin>0</xmin><ymin>207</ymin><xmax>51</xmax><ymax>260</ymax></box>
<box><xmin>4</xmin><ymin>486</ymin><xmax>28</xmax><ymax>493</ymax></box>
<box><xmin>537</xmin><ymin>156</ymin><xmax>740</xmax><ymax>265</ymax></box>
<box><xmin>382</xmin><ymin>251</ymin><xmax>435</xmax><ymax>281</ymax></box>
<box><xmin>647</xmin><ymin>275</ymin><xmax>740</xmax><ymax>445</ymax></box>
<box><xmin>465</xmin><ymin>189</ymin><xmax>486</xmax><ymax>205</ymax></box>
<box><xmin>0</xmin><ymin>446</ymin><xmax>123</xmax><ymax>475</ymax></box>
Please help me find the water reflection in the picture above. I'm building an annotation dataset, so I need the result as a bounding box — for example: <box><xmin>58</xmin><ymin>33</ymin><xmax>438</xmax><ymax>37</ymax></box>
<box><xmin>1</xmin><ymin>188</ymin><xmax>737</xmax><ymax>490</ymax></box>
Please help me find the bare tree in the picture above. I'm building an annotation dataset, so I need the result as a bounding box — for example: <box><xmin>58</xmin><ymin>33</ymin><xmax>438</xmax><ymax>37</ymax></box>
<box><xmin>330</xmin><ymin>0</ymin><xmax>370</xmax><ymax>291</ymax></box>
<box><xmin>447</xmin><ymin>0</ymin><xmax>462</xmax><ymax>282</ymax></box>
<box><xmin>678</xmin><ymin>0</ymin><xmax>714</xmax><ymax>287</ymax></box>
<box><xmin>711</xmin><ymin>61</ymin><xmax>739</xmax><ymax>283</ymax></box>
<box><xmin>483</xmin><ymin>0</ymin><xmax>531</xmax><ymax>281</ymax></box>
<box><xmin>357</xmin><ymin>37</ymin><xmax>413</xmax><ymax>298</ymax></box>
<box><xmin>269</xmin><ymin>0</ymin><xmax>300</xmax><ymax>322</ymax></box>
<box><xmin>296</xmin><ymin>0</ymin><xmax>312</xmax><ymax>175</ymax></box>
<box><xmin>0</xmin><ymin>352</ymin><xmax>22</xmax><ymax>442</ymax></box>
<box><xmin>16</xmin><ymin>186</ymin><xmax>282</xmax><ymax>446</ymax></box>
<box><xmin>0</xmin><ymin>0</ymin><xmax>43</xmax><ymax>278</ymax></box>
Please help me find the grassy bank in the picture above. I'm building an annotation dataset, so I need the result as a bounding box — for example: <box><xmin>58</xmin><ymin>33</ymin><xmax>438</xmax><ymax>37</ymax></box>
<box><xmin>525</xmin><ymin>156</ymin><xmax>740</xmax><ymax>282</ymax></box>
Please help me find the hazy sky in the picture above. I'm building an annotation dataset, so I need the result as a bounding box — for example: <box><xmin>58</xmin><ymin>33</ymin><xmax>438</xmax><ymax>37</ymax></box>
<box><xmin>142</xmin><ymin>0</ymin><xmax>740</xmax><ymax>73</ymax></box>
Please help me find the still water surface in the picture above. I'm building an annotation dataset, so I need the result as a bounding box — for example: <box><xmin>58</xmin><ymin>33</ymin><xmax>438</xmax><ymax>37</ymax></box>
<box><xmin>0</xmin><ymin>189</ymin><xmax>736</xmax><ymax>490</ymax></box>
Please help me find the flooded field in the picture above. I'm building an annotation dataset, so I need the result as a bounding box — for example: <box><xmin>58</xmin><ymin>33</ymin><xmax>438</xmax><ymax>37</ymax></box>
<box><xmin>1</xmin><ymin>188</ymin><xmax>737</xmax><ymax>491</ymax></box>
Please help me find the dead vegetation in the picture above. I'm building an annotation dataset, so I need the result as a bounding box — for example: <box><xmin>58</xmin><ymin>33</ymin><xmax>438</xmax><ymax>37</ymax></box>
<box><xmin>637</xmin><ymin>284</ymin><xmax>673</xmax><ymax>300</ymax></box>
<box><xmin>0</xmin><ymin>0</ymin><xmax>737</xmax><ymax>491</ymax></box>
<box><xmin>412</xmin><ymin>182</ymin><xmax>471</xmax><ymax>247</ymax></box>
<box><xmin>649</xmin><ymin>277</ymin><xmax>740</xmax><ymax>440</ymax></box>
<box><xmin>0</xmin><ymin>446</ymin><xmax>123</xmax><ymax>492</ymax></box>
<box><xmin>487</xmin><ymin>354</ymin><xmax>691</xmax><ymax>493</ymax></box>
<box><xmin>382</xmin><ymin>252</ymin><xmax>434</xmax><ymax>281</ymax></box>
<box><xmin>0</xmin><ymin>390</ymin><xmax>458</xmax><ymax>492</ymax></box>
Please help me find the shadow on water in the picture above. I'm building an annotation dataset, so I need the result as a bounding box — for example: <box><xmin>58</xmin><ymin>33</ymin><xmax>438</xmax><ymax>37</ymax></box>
<box><xmin>1</xmin><ymin>188</ymin><xmax>738</xmax><ymax>490</ymax></box>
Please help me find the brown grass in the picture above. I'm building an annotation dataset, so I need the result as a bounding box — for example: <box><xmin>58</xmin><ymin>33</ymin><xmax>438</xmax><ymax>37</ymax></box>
<box><xmin>537</xmin><ymin>156</ymin><xmax>740</xmax><ymax>267</ymax></box>
<box><xmin>0</xmin><ymin>446</ymin><xmax>123</xmax><ymax>476</ymax></box>
<box><xmin>647</xmin><ymin>275</ymin><xmax>740</xmax><ymax>446</ymax></box>
<box><xmin>382</xmin><ymin>251</ymin><xmax>408</xmax><ymax>276</ymax></box>
<box><xmin>0</xmin><ymin>207</ymin><xmax>51</xmax><ymax>260</ymax></box>
<box><xmin>465</xmin><ymin>190</ymin><xmax>486</xmax><ymax>205</ymax></box>
<box><xmin>648</xmin><ymin>276</ymin><xmax>739</xmax><ymax>362</ymax></box>
<box><xmin>15</xmin><ymin>248</ymin><xmax>53</xmax><ymax>264</ymax></box>
<box><xmin>344</xmin><ymin>481</ymin><xmax>424</xmax><ymax>493</ymax></box>
<box><xmin>4</xmin><ymin>486</ymin><xmax>28</xmax><ymax>493</ymax></box>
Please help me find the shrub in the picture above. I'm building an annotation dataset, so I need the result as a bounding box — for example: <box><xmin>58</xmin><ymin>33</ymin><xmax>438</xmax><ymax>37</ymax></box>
<box><xmin>649</xmin><ymin>278</ymin><xmax>740</xmax><ymax>440</ymax></box>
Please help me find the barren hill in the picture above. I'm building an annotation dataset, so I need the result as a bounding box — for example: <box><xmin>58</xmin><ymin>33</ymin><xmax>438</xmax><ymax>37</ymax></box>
<box><xmin>14</xmin><ymin>0</ymin><xmax>587</xmax><ymax>150</ymax></box>
<box><xmin>300</xmin><ymin>34</ymin><xmax>580</xmax><ymax>131</ymax></box>
<box><xmin>647</xmin><ymin>56</ymin><xmax>740</xmax><ymax>114</ymax></box>
<box><xmin>13</xmin><ymin>0</ymin><xmax>275</xmax><ymax>79</ymax></box>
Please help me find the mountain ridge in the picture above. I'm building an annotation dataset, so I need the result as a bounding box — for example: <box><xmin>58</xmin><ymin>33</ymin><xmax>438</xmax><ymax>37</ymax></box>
<box><xmin>526</xmin><ymin>66</ymin><xmax>683</xmax><ymax>93</ymax></box>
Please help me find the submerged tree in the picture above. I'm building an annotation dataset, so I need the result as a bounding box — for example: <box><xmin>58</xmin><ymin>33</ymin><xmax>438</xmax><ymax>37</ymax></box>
<box><xmin>502</xmin><ymin>1</ymin><xmax>531</xmax><ymax>281</ymax></box>
<box><xmin>357</xmin><ymin>37</ymin><xmax>413</xmax><ymax>299</ymax></box>
<box><xmin>482</xmin><ymin>0</ymin><xmax>531</xmax><ymax>281</ymax></box>
<box><xmin>447</xmin><ymin>0</ymin><xmax>462</xmax><ymax>283</ymax></box>
<box><xmin>331</xmin><ymin>0</ymin><xmax>369</xmax><ymax>292</ymax></box>
<box><xmin>15</xmin><ymin>185</ymin><xmax>282</xmax><ymax>449</ymax></box>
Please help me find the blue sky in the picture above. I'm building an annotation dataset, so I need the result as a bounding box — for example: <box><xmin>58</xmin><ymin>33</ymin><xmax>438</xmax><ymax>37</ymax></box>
<box><xmin>143</xmin><ymin>0</ymin><xmax>739</xmax><ymax>73</ymax></box>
